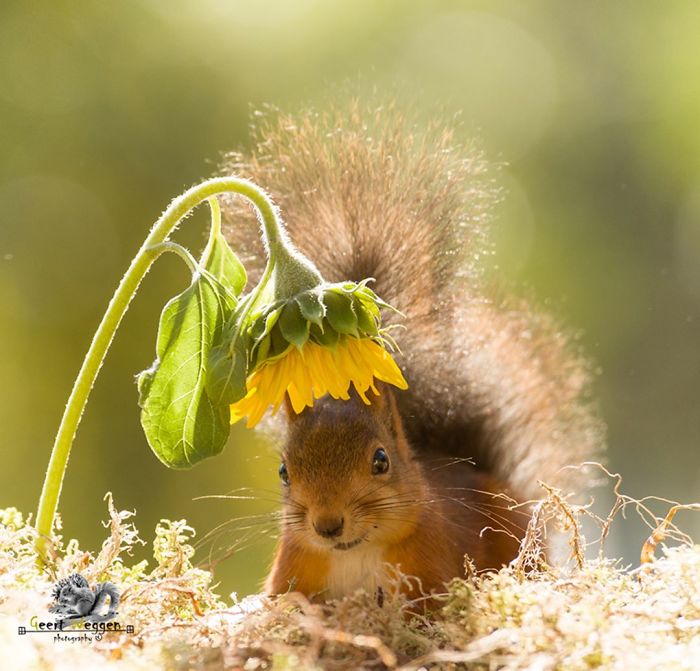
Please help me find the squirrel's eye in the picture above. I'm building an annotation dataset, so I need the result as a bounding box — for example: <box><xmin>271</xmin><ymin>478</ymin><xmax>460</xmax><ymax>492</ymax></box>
<box><xmin>371</xmin><ymin>448</ymin><xmax>389</xmax><ymax>475</ymax></box>
<box><xmin>279</xmin><ymin>462</ymin><xmax>290</xmax><ymax>486</ymax></box>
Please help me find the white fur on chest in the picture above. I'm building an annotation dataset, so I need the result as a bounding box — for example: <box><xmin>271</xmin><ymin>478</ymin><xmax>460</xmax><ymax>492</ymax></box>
<box><xmin>325</xmin><ymin>545</ymin><xmax>385</xmax><ymax>599</ymax></box>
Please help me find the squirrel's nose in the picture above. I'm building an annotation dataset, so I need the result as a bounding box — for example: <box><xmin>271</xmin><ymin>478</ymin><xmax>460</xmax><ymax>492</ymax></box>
<box><xmin>314</xmin><ymin>515</ymin><xmax>344</xmax><ymax>539</ymax></box>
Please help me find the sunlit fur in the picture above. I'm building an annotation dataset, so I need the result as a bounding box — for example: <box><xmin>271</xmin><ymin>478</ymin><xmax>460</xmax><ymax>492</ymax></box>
<box><xmin>222</xmin><ymin>99</ymin><xmax>604</xmax><ymax>501</ymax></box>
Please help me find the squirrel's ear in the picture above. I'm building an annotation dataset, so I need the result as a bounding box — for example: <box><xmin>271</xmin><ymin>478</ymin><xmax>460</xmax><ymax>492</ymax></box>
<box><xmin>369</xmin><ymin>383</ymin><xmax>407</xmax><ymax>443</ymax></box>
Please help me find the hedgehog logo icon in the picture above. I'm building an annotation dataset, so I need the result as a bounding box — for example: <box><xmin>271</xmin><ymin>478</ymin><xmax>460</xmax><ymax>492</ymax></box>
<box><xmin>49</xmin><ymin>574</ymin><xmax>120</xmax><ymax>628</ymax></box>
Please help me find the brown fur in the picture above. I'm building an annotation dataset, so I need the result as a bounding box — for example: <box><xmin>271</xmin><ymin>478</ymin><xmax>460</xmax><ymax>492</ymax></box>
<box><xmin>221</xmin><ymin>99</ymin><xmax>605</xmax><ymax>600</ymax></box>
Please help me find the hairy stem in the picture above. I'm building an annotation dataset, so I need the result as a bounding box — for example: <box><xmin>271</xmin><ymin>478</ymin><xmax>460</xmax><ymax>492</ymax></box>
<box><xmin>146</xmin><ymin>241</ymin><xmax>199</xmax><ymax>273</ymax></box>
<box><xmin>35</xmin><ymin>177</ymin><xmax>281</xmax><ymax>561</ymax></box>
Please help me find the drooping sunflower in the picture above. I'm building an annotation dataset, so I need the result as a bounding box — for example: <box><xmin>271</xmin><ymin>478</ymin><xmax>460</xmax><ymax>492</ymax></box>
<box><xmin>229</xmin><ymin>279</ymin><xmax>407</xmax><ymax>428</ymax></box>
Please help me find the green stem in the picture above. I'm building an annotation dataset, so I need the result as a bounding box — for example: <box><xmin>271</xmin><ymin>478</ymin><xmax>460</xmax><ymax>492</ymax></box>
<box><xmin>201</xmin><ymin>196</ymin><xmax>223</xmax><ymax>263</ymax></box>
<box><xmin>146</xmin><ymin>241</ymin><xmax>199</xmax><ymax>273</ymax></box>
<box><xmin>35</xmin><ymin>176</ymin><xmax>282</xmax><ymax>561</ymax></box>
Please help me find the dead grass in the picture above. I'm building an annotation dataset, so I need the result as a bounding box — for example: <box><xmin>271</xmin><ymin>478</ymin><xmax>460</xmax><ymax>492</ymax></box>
<box><xmin>1</xmin><ymin>469</ymin><xmax>699</xmax><ymax>671</ymax></box>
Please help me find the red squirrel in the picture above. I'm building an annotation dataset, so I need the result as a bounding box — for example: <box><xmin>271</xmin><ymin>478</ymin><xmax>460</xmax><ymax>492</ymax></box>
<box><xmin>223</xmin><ymin>100</ymin><xmax>604</xmax><ymax>602</ymax></box>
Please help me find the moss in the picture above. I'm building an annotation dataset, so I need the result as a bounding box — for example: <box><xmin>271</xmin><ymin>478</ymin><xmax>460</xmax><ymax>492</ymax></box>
<box><xmin>1</xmin><ymin>485</ymin><xmax>700</xmax><ymax>670</ymax></box>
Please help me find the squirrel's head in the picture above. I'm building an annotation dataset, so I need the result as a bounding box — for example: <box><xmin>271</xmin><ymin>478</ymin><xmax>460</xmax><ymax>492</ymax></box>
<box><xmin>278</xmin><ymin>384</ymin><xmax>427</xmax><ymax>553</ymax></box>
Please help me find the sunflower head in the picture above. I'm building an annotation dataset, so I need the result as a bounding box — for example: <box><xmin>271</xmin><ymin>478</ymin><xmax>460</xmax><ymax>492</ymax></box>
<box><xmin>246</xmin><ymin>280</ymin><xmax>395</xmax><ymax>367</ymax></box>
<box><xmin>230</xmin><ymin>281</ymin><xmax>407</xmax><ymax>428</ymax></box>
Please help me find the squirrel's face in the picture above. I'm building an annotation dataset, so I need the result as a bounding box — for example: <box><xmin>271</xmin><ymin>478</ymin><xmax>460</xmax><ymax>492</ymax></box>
<box><xmin>279</xmin><ymin>387</ymin><xmax>427</xmax><ymax>552</ymax></box>
<box><xmin>57</xmin><ymin>587</ymin><xmax>79</xmax><ymax>608</ymax></box>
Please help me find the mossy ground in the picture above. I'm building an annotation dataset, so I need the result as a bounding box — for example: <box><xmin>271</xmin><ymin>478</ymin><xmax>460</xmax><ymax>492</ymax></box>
<box><xmin>2</xmin><ymin>477</ymin><xmax>699</xmax><ymax>671</ymax></box>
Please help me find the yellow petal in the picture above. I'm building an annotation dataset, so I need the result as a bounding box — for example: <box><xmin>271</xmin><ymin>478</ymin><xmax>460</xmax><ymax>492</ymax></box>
<box><xmin>230</xmin><ymin>335</ymin><xmax>407</xmax><ymax>426</ymax></box>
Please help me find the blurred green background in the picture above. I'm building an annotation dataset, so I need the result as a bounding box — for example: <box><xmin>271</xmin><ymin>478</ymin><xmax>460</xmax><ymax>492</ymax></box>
<box><xmin>1</xmin><ymin>1</ymin><xmax>699</xmax><ymax>597</ymax></box>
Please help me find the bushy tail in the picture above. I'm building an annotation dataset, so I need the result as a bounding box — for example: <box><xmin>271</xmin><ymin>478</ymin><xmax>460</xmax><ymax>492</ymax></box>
<box><xmin>221</xmin><ymin>99</ymin><xmax>604</xmax><ymax>499</ymax></box>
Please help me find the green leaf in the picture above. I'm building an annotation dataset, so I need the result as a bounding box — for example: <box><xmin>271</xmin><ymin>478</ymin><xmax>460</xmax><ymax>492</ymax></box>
<box><xmin>201</xmin><ymin>231</ymin><xmax>247</xmax><ymax>299</ymax></box>
<box><xmin>253</xmin><ymin>333</ymin><xmax>271</xmax><ymax>366</ymax></box>
<box><xmin>250</xmin><ymin>306</ymin><xmax>283</xmax><ymax>345</ymax></box>
<box><xmin>338</xmin><ymin>278</ymin><xmax>374</xmax><ymax>293</ymax></box>
<box><xmin>357</xmin><ymin>285</ymin><xmax>399</xmax><ymax>314</ymax></box>
<box><xmin>296</xmin><ymin>290</ymin><xmax>325</xmax><ymax>325</ymax></box>
<box><xmin>324</xmin><ymin>291</ymin><xmax>358</xmax><ymax>336</ymax></box>
<box><xmin>310</xmin><ymin>321</ymin><xmax>339</xmax><ymax>347</ymax></box>
<box><xmin>279</xmin><ymin>301</ymin><xmax>310</xmax><ymax>348</ymax></box>
<box><xmin>355</xmin><ymin>299</ymin><xmax>379</xmax><ymax>336</ymax></box>
<box><xmin>137</xmin><ymin>274</ymin><xmax>242</xmax><ymax>469</ymax></box>
<box><xmin>269</xmin><ymin>326</ymin><xmax>293</xmax><ymax>358</ymax></box>
<box><xmin>205</xmin><ymin>327</ymin><xmax>248</xmax><ymax>407</ymax></box>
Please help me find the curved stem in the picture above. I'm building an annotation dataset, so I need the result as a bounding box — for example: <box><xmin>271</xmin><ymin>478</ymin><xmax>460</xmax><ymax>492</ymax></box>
<box><xmin>201</xmin><ymin>196</ymin><xmax>222</xmax><ymax>263</ymax></box>
<box><xmin>146</xmin><ymin>241</ymin><xmax>199</xmax><ymax>273</ymax></box>
<box><xmin>35</xmin><ymin>176</ymin><xmax>282</xmax><ymax>561</ymax></box>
